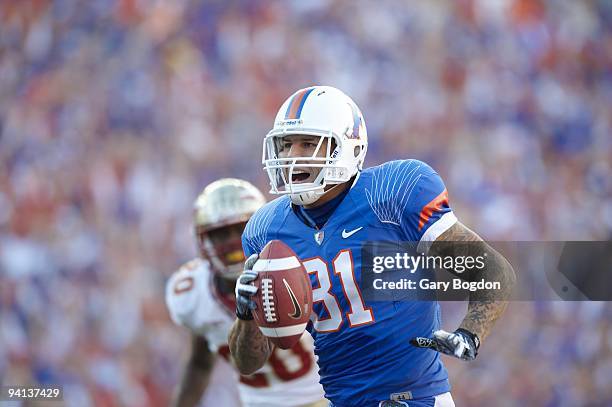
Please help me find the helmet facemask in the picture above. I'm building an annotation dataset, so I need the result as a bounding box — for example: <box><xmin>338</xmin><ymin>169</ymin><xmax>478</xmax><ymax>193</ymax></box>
<box><xmin>197</xmin><ymin>222</ymin><xmax>245</xmax><ymax>314</ymax></box>
<box><xmin>263</xmin><ymin>130</ymin><xmax>351</xmax><ymax>205</ymax></box>
<box><xmin>196</xmin><ymin>222</ymin><xmax>247</xmax><ymax>281</ymax></box>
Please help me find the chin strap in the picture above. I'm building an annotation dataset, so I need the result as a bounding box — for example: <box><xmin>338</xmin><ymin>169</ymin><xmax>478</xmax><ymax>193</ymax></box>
<box><xmin>292</xmin><ymin>173</ymin><xmax>359</xmax><ymax>206</ymax></box>
<box><xmin>290</xmin><ymin>190</ymin><xmax>322</xmax><ymax>206</ymax></box>
<box><xmin>290</xmin><ymin>179</ymin><xmax>347</xmax><ymax>206</ymax></box>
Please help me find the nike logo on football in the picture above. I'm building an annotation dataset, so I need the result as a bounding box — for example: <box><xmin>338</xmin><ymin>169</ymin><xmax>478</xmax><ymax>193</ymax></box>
<box><xmin>283</xmin><ymin>278</ymin><xmax>302</xmax><ymax>319</ymax></box>
<box><xmin>342</xmin><ymin>227</ymin><xmax>363</xmax><ymax>238</ymax></box>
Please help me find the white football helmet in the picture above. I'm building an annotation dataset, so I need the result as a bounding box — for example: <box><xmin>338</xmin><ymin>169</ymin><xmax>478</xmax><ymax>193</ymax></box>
<box><xmin>194</xmin><ymin>178</ymin><xmax>265</xmax><ymax>276</ymax></box>
<box><xmin>263</xmin><ymin>86</ymin><xmax>368</xmax><ymax>205</ymax></box>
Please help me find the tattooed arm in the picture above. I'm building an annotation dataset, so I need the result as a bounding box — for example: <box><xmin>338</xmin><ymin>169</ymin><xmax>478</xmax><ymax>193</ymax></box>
<box><xmin>430</xmin><ymin>222</ymin><xmax>516</xmax><ymax>342</ymax></box>
<box><xmin>228</xmin><ymin>319</ymin><xmax>273</xmax><ymax>375</ymax></box>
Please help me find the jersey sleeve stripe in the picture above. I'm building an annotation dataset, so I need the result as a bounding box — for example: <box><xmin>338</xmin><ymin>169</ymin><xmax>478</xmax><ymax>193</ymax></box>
<box><xmin>418</xmin><ymin>188</ymin><xmax>449</xmax><ymax>231</ymax></box>
<box><xmin>416</xmin><ymin>211</ymin><xmax>458</xmax><ymax>254</ymax></box>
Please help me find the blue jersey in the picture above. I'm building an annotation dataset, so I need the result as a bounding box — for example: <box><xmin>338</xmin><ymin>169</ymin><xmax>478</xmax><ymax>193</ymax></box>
<box><xmin>242</xmin><ymin>160</ymin><xmax>458</xmax><ymax>406</ymax></box>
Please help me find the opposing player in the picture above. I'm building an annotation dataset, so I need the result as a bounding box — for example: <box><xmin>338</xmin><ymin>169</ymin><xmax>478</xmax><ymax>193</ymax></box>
<box><xmin>229</xmin><ymin>86</ymin><xmax>516</xmax><ymax>406</ymax></box>
<box><xmin>166</xmin><ymin>178</ymin><xmax>326</xmax><ymax>407</ymax></box>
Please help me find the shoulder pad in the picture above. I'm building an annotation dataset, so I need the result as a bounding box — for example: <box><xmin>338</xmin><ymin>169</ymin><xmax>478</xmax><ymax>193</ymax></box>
<box><xmin>364</xmin><ymin>160</ymin><xmax>431</xmax><ymax>225</ymax></box>
<box><xmin>165</xmin><ymin>258</ymin><xmax>216</xmax><ymax>331</ymax></box>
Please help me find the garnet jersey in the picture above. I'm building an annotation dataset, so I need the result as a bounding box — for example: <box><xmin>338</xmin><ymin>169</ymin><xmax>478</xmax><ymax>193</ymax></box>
<box><xmin>165</xmin><ymin>258</ymin><xmax>324</xmax><ymax>407</ymax></box>
<box><xmin>242</xmin><ymin>160</ymin><xmax>457</xmax><ymax>406</ymax></box>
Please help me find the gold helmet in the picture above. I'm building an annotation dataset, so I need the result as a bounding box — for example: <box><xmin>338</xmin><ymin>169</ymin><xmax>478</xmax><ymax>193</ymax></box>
<box><xmin>194</xmin><ymin>178</ymin><xmax>265</xmax><ymax>277</ymax></box>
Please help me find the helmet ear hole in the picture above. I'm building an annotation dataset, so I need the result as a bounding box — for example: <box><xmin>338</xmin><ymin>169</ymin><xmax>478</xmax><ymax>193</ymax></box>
<box><xmin>354</xmin><ymin>146</ymin><xmax>361</xmax><ymax>157</ymax></box>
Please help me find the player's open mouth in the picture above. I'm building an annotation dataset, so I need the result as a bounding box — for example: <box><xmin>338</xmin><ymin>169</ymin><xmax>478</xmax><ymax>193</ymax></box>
<box><xmin>292</xmin><ymin>170</ymin><xmax>310</xmax><ymax>183</ymax></box>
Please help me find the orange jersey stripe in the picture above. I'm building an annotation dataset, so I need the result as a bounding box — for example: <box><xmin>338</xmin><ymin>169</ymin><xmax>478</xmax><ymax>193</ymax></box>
<box><xmin>418</xmin><ymin>189</ymin><xmax>449</xmax><ymax>231</ymax></box>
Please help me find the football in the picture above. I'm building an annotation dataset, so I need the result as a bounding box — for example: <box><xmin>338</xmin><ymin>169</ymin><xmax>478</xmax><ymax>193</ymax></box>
<box><xmin>251</xmin><ymin>240</ymin><xmax>313</xmax><ymax>349</ymax></box>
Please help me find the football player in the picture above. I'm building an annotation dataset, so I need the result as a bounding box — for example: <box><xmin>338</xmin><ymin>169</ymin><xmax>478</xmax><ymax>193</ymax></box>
<box><xmin>229</xmin><ymin>87</ymin><xmax>516</xmax><ymax>407</ymax></box>
<box><xmin>166</xmin><ymin>178</ymin><xmax>326</xmax><ymax>407</ymax></box>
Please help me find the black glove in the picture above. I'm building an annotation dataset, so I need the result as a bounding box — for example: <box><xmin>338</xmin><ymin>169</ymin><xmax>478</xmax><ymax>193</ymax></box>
<box><xmin>410</xmin><ymin>328</ymin><xmax>480</xmax><ymax>361</ymax></box>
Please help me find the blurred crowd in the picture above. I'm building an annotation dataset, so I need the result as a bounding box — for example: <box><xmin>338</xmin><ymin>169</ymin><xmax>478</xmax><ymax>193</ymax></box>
<box><xmin>1</xmin><ymin>0</ymin><xmax>611</xmax><ymax>405</ymax></box>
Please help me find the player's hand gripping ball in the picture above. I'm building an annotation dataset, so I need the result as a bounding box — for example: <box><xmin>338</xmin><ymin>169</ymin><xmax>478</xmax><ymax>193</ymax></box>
<box><xmin>251</xmin><ymin>240</ymin><xmax>313</xmax><ymax>349</ymax></box>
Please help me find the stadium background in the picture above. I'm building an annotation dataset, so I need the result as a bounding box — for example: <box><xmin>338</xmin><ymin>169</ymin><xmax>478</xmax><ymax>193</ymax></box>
<box><xmin>1</xmin><ymin>0</ymin><xmax>611</xmax><ymax>405</ymax></box>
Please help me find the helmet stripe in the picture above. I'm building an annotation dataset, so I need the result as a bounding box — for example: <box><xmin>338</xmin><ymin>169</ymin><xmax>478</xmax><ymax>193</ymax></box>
<box><xmin>285</xmin><ymin>87</ymin><xmax>315</xmax><ymax>119</ymax></box>
<box><xmin>349</xmin><ymin>102</ymin><xmax>361</xmax><ymax>139</ymax></box>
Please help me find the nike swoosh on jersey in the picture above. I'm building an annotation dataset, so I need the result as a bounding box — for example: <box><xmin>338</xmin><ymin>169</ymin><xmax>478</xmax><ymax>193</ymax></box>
<box><xmin>342</xmin><ymin>227</ymin><xmax>363</xmax><ymax>238</ymax></box>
